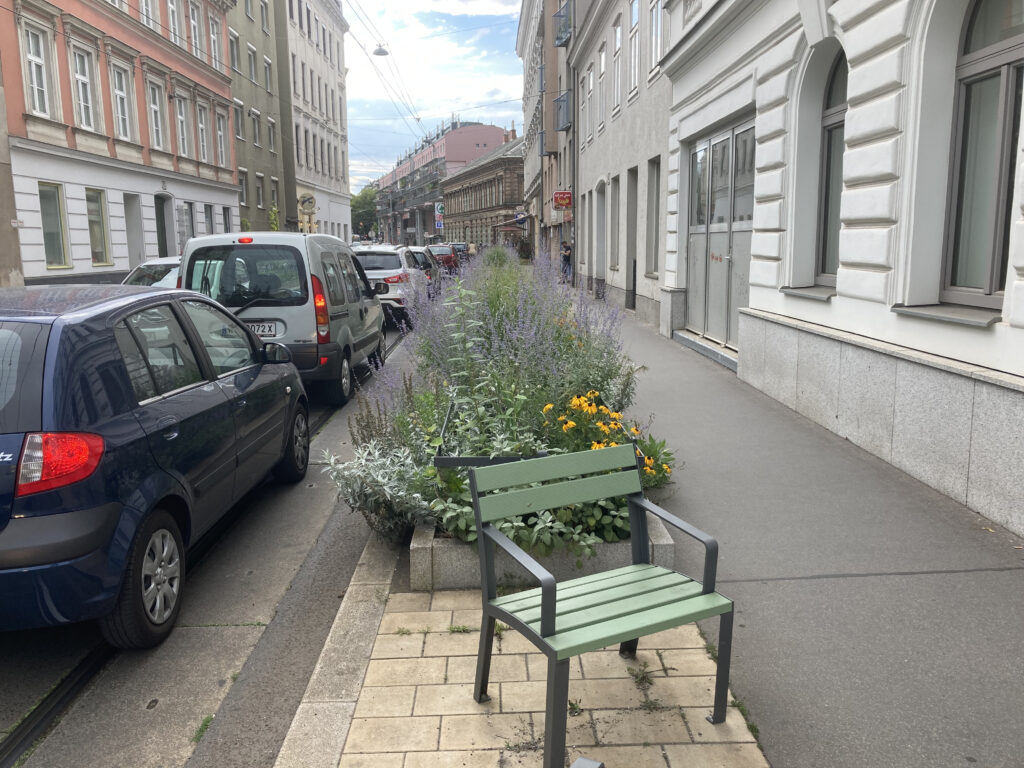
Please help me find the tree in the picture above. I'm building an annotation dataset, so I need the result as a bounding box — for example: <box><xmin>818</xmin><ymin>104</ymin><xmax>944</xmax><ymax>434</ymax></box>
<box><xmin>351</xmin><ymin>187</ymin><xmax>378</xmax><ymax>237</ymax></box>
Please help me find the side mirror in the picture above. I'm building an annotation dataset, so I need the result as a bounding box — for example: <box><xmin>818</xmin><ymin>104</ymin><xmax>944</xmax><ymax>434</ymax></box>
<box><xmin>262</xmin><ymin>342</ymin><xmax>292</xmax><ymax>364</ymax></box>
<box><xmin>374</xmin><ymin>282</ymin><xmax>389</xmax><ymax>295</ymax></box>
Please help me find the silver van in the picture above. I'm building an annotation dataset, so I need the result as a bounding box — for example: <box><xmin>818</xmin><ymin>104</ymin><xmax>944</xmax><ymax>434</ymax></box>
<box><xmin>181</xmin><ymin>233</ymin><xmax>385</xmax><ymax>404</ymax></box>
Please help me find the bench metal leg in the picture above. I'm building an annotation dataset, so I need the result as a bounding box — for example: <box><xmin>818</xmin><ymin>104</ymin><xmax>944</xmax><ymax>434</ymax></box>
<box><xmin>544</xmin><ymin>656</ymin><xmax>570</xmax><ymax>768</ymax></box>
<box><xmin>474</xmin><ymin>614</ymin><xmax>496</xmax><ymax>703</ymax></box>
<box><xmin>707</xmin><ymin>609</ymin><xmax>733</xmax><ymax>724</ymax></box>
<box><xmin>618</xmin><ymin>638</ymin><xmax>639</xmax><ymax>658</ymax></box>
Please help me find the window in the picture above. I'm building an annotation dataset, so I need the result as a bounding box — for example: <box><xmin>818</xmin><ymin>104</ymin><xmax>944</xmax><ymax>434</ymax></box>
<box><xmin>649</xmin><ymin>0</ymin><xmax>662</xmax><ymax>71</ymax></box>
<box><xmin>244</xmin><ymin>0</ymin><xmax>253</xmax><ymax>18</ymax></box>
<box><xmin>182</xmin><ymin>301</ymin><xmax>256</xmax><ymax>376</ymax></box>
<box><xmin>260</xmin><ymin>0</ymin><xmax>269</xmax><ymax>32</ymax></box>
<box><xmin>175</xmin><ymin>96</ymin><xmax>190</xmax><ymax>157</ymax></box>
<box><xmin>148</xmin><ymin>82</ymin><xmax>165</xmax><ymax>149</ymax></box>
<box><xmin>247</xmin><ymin>46</ymin><xmax>257</xmax><ymax>81</ymax></box>
<box><xmin>598</xmin><ymin>47</ymin><xmax>606</xmax><ymax>127</ymax></box>
<box><xmin>197</xmin><ymin>103</ymin><xmax>209</xmax><ymax>163</ymax></box>
<box><xmin>234</xmin><ymin>102</ymin><xmax>244</xmax><ymax>139</ymax></box>
<box><xmin>587</xmin><ymin>66</ymin><xmax>594</xmax><ymax>138</ymax></box>
<box><xmin>228</xmin><ymin>31</ymin><xmax>239</xmax><ymax>70</ymax></box>
<box><xmin>223</xmin><ymin>206</ymin><xmax>232</xmax><ymax>232</ymax></box>
<box><xmin>301</xmin><ymin>62</ymin><xmax>307</xmax><ymax>100</ymax></box>
<box><xmin>168</xmin><ymin>0</ymin><xmax>184</xmax><ymax>46</ymax></box>
<box><xmin>140</xmin><ymin>0</ymin><xmax>156</xmax><ymax>29</ymax></box>
<box><xmin>24</xmin><ymin>27</ymin><xmax>50</xmax><ymax>116</ymax></box>
<box><xmin>85</xmin><ymin>188</ymin><xmax>110</xmax><ymax>265</ymax></box>
<box><xmin>818</xmin><ymin>53</ymin><xmax>847</xmax><ymax>285</ymax></box>
<box><xmin>295</xmin><ymin>124</ymin><xmax>302</xmax><ymax>165</ymax></box>
<box><xmin>189</xmin><ymin>3</ymin><xmax>203</xmax><ymax>58</ymax></box>
<box><xmin>38</xmin><ymin>183</ymin><xmax>67</xmax><ymax>267</ymax></box>
<box><xmin>255</xmin><ymin>173</ymin><xmax>264</xmax><ymax>208</ymax></box>
<box><xmin>251</xmin><ymin>112</ymin><xmax>261</xmax><ymax>146</ymax></box>
<box><xmin>239</xmin><ymin>170</ymin><xmax>248</xmax><ymax>205</ymax></box>
<box><xmin>270</xmin><ymin>178</ymin><xmax>278</xmax><ymax>208</ymax></box>
<box><xmin>111</xmin><ymin>66</ymin><xmax>132</xmax><ymax>140</ymax></box>
<box><xmin>209</xmin><ymin>16</ymin><xmax>221</xmax><ymax>68</ymax></box>
<box><xmin>267</xmin><ymin>119</ymin><xmax>276</xmax><ymax>152</ymax></box>
<box><xmin>205</xmin><ymin>203</ymin><xmax>214</xmax><ymax>234</ymax></box>
<box><xmin>289</xmin><ymin>0</ymin><xmax>293</xmax><ymax>20</ymax></box>
<box><xmin>629</xmin><ymin>0</ymin><xmax>639</xmax><ymax>92</ymax></box>
<box><xmin>216</xmin><ymin>112</ymin><xmax>227</xmax><ymax>165</ymax></box>
<box><xmin>72</xmin><ymin>49</ymin><xmax>94</xmax><ymax>130</ymax></box>
<box><xmin>264</xmin><ymin>57</ymin><xmax>272</xmax><ymax>91</ymax></box>
<box><xmin>120</xmin><ymin>306</ymin><xmax>204</xmax><ymax>396</ymax></box>
<box><xmin>944</xmin><ymin>0</ymin><xmax>1024</xmax><ymax>307</ymax></box>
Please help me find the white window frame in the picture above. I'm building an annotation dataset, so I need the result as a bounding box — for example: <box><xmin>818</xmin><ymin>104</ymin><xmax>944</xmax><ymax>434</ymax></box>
<box><xmin>168</xmin><ymin>0</ymin><xmax>184</xmax><ymax>46</ymax></box>
<box><xmin>247</xmin><ymin>45</ymin><xmax>257</xmax><ymax>82</ymax></box>
<box><xmin>613</xmin><ymin>21</ymin><xmax>622</xmax><ymax>111</ymax></box>
<box><xmin>209</xmin><ymin>15</ymin><xmax>221</xmax><ymax>69</ymax></box>
<box><xmin>175</xmin><ymin>96</ymin><xmax>191</xmax><ymax>157</ymax></box>
<box><xmin>598</xmin><ymin>47</ymin><xmax>606</xmax><ymax>129</ymax></box>
<box><xmin>255</xmin><ymin>172</ymin><xmax>264</xmax><ymax>208</ymax></box>
<box><xmin>39</xmin><ymin>182</ymin><xmax>69</xmax><ymax>268</ymax></box>
<box><xmin>270</xmin><ymin>176</ymin><xmax>278</xmax><ymax>208</ymax></box>
<box><xmin>72</xmin><ymin>48</ymin><xmax>95</xmax><ymax>131</ymax></box>
<box><xmin>267</xmin><ymin>117</ymin><xmax>276</xmax><ymax>152</ymax></box>
<box><xmin>586</xmin><ymin>66</ymin><xmax>594</xmax><ymax>140</ymax></box>
<box><xmin>24</xmin><ymin>25</ymin><xmax>50</xmax><ymax>118</ymax></box>
<box><xmin>140</xmin><ymin>0</ymin><xmax>156</xmax><ymax>29</ymax></box>
<box><xmin>228</xmin><ymin>30</ymin><xmax>239</xmax><ymax>71</ymax></box>
<box><xmin>189</xmin><ymin>2</ymin><xmax>203</xmax><ymax>58</ymax></box>
<box><xmin>251</xmin><ymin>111</ymin><xmax>261</xmax><ymax>146</ymax></box>
<box><xmin>244</xmin><ymin>0</ymin><xmax>253</xmax><ymax>19</ymax></box>
<box><xmin>111</xmin><ymin>63</ymin><xmax>132</xmax><ymax>141</ymax></box>
<box><xmin>196</xmin><ymin>103</ymin><xmax>209</xmax><ymax>163</ymax></box>
<box><xmin>85</xmin><ymin>187</ymin><xmax>111</xmax><ymax>265</ymax></box>
<box><xmin>629</xmin><ymin>0</ymin><xmax>639</xmax><ymax>94</ymax></box>
<box><xmin>264</xmin><ymin>57</ymin><xmax>272</xmax><ymax>91</ymax></box>
<box><xmin>649</xmin><ymin>0</ymin><xmax>662</xmax><ymax>72</ymax></box>
<box><xmin>234</xmin><ymin>100</ymin><xmax>245</xmax><ymax>139</ymax></box>
<box><xmin>260</xmin><ymin>0</ymin><xmax>269</xmax><ymax>32</ymax></box>
<box><xmin>148</xmin><ymin>81</ymin><xmax>165</xmax><ymax>149</ymax></box>
<box><xmin>239</xmin><ymin>169</ymin><xmax>248</xmax><ymax>206</ymax></box>
<box><xmin>215</xmin><ymin>111</ymin><xmax>227</xmax><ymax>166</ymax></box>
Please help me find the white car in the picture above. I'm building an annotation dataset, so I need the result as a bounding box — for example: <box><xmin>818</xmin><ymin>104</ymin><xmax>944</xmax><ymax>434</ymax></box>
<box><xmin>122</xmin><ymin>256</ymin><xmax>180</xmax><ymax>288</ymax></box>
<box><xmin>352</xmin><ymin>245</ymin><xmax>423</xmax><ymax>327</ymax></box>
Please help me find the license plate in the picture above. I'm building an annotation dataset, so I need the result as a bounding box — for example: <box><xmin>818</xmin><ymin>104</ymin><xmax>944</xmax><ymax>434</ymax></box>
<box><xmin>246</xmin><ymin>321</ymin><xmax>280</xmax><ymax>338</ymax></box>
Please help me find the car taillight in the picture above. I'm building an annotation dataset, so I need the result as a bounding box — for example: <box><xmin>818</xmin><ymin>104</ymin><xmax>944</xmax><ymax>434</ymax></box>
<box><xmin>311</xmin><ymin>275</ymin><xmax>330</xmax><ymax>344</ymax></box>
<box><xmin>383</xmin><ymin>273</ymin><xmax>410</xmax><ymax>284</ymax></box>
<box><xmin>176</xmin><ymin>274</ymin><xmax>182</xmax><ymax>289</ymax></box>
<box><xmin>16</xmin><ymin>433</ymin><xmax>105</xmax><ymax>497</ymax></box>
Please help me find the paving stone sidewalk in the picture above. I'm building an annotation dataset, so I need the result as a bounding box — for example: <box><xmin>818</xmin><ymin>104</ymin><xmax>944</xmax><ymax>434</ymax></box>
<box><xmin>337</xmin><ymin>589</ymin><xmax>767</xmax><ymax>768</ymax></box>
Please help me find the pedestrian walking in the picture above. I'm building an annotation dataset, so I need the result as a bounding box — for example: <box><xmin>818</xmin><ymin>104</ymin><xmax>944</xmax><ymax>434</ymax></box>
<box><xmin>560</xmin><ymin>241</ymin><xmax>572</xmax><ymax>283</ymax></box>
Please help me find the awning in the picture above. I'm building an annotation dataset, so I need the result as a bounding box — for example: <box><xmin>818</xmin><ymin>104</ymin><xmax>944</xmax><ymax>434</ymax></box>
<box><xmin>495</xmin><ymin>225</ymin><xmax>526</xmax><ymax>232</ymax></box>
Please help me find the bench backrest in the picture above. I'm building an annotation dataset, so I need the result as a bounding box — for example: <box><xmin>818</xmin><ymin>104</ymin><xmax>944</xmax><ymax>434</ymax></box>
<box><xmin>470</xmin><ymin>443</ymin><xmax>642</xmax><ymax>525</ymax></box>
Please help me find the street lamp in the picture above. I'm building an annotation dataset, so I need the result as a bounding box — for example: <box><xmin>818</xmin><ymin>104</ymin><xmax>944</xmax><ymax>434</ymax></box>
<box><xmin>373</xmin><ymin>43</ymin><xmax>389</xmax><ymax>56</ymax></box>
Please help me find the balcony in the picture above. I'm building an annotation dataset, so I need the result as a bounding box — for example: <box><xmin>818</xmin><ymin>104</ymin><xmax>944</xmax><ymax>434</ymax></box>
<box><xmin>553</xmin><ymin>2</ymin><xmax>571</xmax><ymax>47</ymax></box>
<box><xmin>554</xmin><ymin>92</ymin><xmax>572</xmax><ymax>132</ymax></box>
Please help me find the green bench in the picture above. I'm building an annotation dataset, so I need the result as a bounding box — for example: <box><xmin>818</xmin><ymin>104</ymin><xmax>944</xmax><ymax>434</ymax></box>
<box><xmin>468</xmin><ymin>443</ymin><xmax>734</xmax><ymax>768</ymax></box>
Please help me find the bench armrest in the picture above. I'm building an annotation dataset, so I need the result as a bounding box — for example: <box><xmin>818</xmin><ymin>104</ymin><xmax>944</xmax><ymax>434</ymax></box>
<box><xmin>629</xmin><ymin>495</ymin><xmax>719</xmax><ymax>594</ymax></box>
<box><xmin>482</xmin><ymin>526</ymin><xmax>557</xmax><ymax>637</ymax></box>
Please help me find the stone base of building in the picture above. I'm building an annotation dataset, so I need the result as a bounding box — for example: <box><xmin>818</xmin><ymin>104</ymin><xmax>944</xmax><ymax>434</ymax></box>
<box><xmin>738</xmin><ymin>309</ymin><xmax>1024</xmax><ymax>539</ymax></box>
<box><xmin>604</xmin><ymin>282</ymin><xmax>660</xmax><ymax>328</ymax></box>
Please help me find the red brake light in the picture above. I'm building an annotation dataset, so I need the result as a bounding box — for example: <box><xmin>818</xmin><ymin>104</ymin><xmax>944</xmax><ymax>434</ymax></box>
<box><xmin>311</xmin><ymin>275</ymin><xmax>330</xmax><ymax>344</ymax></box>
<box><xmin>238</xmin><ymin>237</ymin><xmax>254</xmax><ymax>244</ymax></box>
<box><xmin>16</xmin><ymin>433</ymin><xmax>105</xmax><ymax>497</ymax></box>
<box><xmin>175</xmin><ymin>274</ymin><xmax>182</xmax><ymax>289</ymax></box>
<box><xmin>383</xmin><ymin>273</ymin><xmax>410</xmax><ymax>284</ymax></box>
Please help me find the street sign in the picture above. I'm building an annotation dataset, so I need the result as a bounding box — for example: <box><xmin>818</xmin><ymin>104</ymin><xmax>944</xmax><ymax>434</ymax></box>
<box><xmin>435</xmin><ymin>221</ymin><xmax>443</xmax><ymax>229</ymax></box>
<box><xmin>514</xmin><ymin>210</ymin><xmax>527</xmax><ymax>223</ymax></box>
<box><xmin>435</xmin><ymin>202</ymin><xmax>445</xmax><ymax>216</ymax></box>
<box><xmin>553</xmin><ymin>191</ymin><xmax>572</xmax><ymax>209</ymax></box>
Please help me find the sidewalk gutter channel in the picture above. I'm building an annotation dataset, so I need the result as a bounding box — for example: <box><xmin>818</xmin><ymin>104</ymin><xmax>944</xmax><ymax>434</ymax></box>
<box><xmin>271</xmin><ymin>534</ymin><xmax>399</xmax><ymax>768</ymax></box>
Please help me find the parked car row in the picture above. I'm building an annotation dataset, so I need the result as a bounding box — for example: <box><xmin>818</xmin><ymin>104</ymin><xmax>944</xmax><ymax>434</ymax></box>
<box><xmin>0</xmin><ymin>232</ymin><xmax>392</xmax><ymax>649</ymax></box>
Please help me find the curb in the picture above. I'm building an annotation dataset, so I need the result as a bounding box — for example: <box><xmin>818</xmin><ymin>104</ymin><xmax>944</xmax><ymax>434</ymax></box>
<box><xmin>271</xmin><ymin>532</ymin><xmax>400</xmax><ymax>768</ymax></box>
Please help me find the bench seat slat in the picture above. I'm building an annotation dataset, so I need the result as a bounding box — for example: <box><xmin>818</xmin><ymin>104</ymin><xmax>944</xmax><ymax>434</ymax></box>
<box><xmin>472</xmin><ymin>443</ymin><xmax>638</xmax><ymax>492</ymax></box>
<box><xmin>477</xmin><ymin>470</ymin><xmax>642</xmax><ymax>523</ymax></box>
<box><xmin>491</xmin><ymin>564</ymin><xmax>663</xmax><ymax>611</ymax></box>
<box><xmin>544</xmin><ymin>592</ymin><xmax>733</xmax><ymax>660</ymax></box>
<box><xmin>512</xmin><ymin>570</ymin><xmax>693</xmax><ymax>626</ymax></box>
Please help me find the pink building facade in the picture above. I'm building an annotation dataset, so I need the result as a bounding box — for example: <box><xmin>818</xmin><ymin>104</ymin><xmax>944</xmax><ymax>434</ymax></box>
<box><xmin>2</xmin><ymin>0</ymin><xmax>240</xmax><ymax>283</ymax></box>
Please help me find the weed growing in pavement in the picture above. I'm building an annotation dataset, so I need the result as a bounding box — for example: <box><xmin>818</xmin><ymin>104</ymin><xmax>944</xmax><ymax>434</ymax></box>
<box><xmin>705</xmin><ymin>642</ymin><xmax>718</xmax><ymax>662</ymax></box>
<box><xmin>448</xmin><ymin>625</ymin><xmax>471</xmax><ymax>633</ymax></box>
<box><xmin>396</xmin><ymin>627</ymin><xmax>412</xmax><ymax>635</ymax></box>
<box><xmin>640</xmin><ymin>697</ymin><xmax>666</xmax><ymax>712</ymax></box>
<box><xmin>191</xmin><ymin>715</ymin><xmax>214</xmax><ymax>743</ymax></box>
<box><xmin>567</xmin><ymin>699</ymin><xmax>584</xmax><ymax>717</ymax></box>
<box><xmin>627</xmin><ymin>661</ymin><xmax>655</xmax><ymax>691</ymax></box>
<box><xmin>731</xmin><ymin>699</ymin><xmax>760</xmax><ymax>738</ymax></box>
<box><xmin>494</xmin><ymin>622</ymin><xmax>508</xmax><ymax>640</ymax></box>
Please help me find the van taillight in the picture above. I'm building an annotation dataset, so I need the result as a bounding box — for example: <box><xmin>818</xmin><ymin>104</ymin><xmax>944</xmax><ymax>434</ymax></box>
<box><xmin>175</xmin><ymin>274</ymin><xmax>182</xmax><ymax>289</ymax></box>
<box><xmin>16</xmin><ymin>433</ymin><xmax>105</xmax><ymax>497</ymax></box>
<box><xmin>311</xmin><ymin>275</ymin><xmax>330</xmax><ymax>344</ymax></box>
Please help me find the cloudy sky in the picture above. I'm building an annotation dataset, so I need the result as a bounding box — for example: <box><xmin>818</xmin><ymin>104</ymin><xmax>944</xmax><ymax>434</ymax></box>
<box><xmin>343</xmin><ymin>0</ymin><xmax>524</xmax><ymax>192</ymax></box>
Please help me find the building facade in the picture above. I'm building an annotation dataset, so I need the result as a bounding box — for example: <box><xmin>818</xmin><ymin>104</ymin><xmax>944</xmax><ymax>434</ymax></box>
<box><xmin>225</xmin><ymin>0</ymin><xmax>287</xmax><ymax>231</ymax></box>
<box><xmin>660</xmin><ymin>0</ymin><xmax>1024</xmax><ymax>537</ymax></box>
<box><xmin>376</xmin><ymin>121</ymin><xmax>509</xmax><ymax>245</ymax></box>
<box><xmin>571</xmin><ymin>0</ymin><xmax>671</xmax><ymax>324</ymax></box>
<box><xmin>2</xmin><ymin>0</ymin><xmax>239</xmax><ymax>283</ymax></box>
<box><xmin>442</xmin><ymin>134</ymin><xmax>526</xmax><ymax>248</ymax></box>
<box><xmin>285</xmin><ymin>0</ymin><xmax>350</xmax><ymax>238</ymax></box>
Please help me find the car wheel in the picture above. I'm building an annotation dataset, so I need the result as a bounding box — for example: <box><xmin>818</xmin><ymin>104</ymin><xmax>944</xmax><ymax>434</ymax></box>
<box><xmin>325</xmin><ymin>352</ymin><xmax>354</xmax><ymax>405</ymax></box>
<box><xmin>275</xmin><ymin>403</ymin><xmax>309</xmax><ymax>483</ymax></box>
<box><xmin>99</xmin><ymin>510</ymin><xmax>184</xmax><ymax>649</ymax></box>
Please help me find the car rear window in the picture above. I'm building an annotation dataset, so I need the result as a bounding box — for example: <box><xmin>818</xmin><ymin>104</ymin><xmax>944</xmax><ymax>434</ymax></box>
<box><xmin>124</xmin><ymin>263</ymin><xmax>178</xmax><ymax>287</ymax></box>
<box><xmin>354</xmin><ymin>252</ymin><xmax>402</xmax><ymax>271</ymax></box>
<box><xmin>428</xmin><ymin>246</ymin><xmax>451</xmax><ymax>257</ymax></box>
<box><xmin>0</xmin><ymin>322</ymin><xmax>48</xmax><ymax>432</ymax></box>
<box><xmin>184</xmin><ymin>244</ymin><xmax>308</xmax><ymax>308</ymax></box>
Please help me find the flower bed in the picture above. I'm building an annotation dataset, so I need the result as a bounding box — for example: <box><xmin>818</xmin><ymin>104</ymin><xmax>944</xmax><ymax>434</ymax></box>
<box><xmin>323</xmin><ymin>248</ymin><xmax>678</xmax><ymax>565</ymax></box>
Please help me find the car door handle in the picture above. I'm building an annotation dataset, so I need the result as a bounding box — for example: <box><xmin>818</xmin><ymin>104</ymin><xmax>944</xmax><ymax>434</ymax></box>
<box><xmin>157</xmin><ymin>415</ymin><xmax>179</xmax><ymax>441</ymax></box>
<box><xmin>235</xmin><ymin>398</ymin><xmax>247</xmax><ymax>409</ymax></box>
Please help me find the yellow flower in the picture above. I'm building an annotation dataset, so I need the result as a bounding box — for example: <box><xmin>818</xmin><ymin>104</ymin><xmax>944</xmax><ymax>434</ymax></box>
<box><xmin>630</xmin><ymin>426</ymin><xmax>641</xmax><ymax>436</ymax></box>
<box><xmin>543</xmin><ymin>421</ymin><xmax>549</xmax><ymax>427</ymax></box>
<box><xmin>599</xmin><ymin>405</ymin><xmax>610</xmax><ymax>414</ymax></box>
<box><xmin>608</xmin><ymin>441</ymin><xmax>619</xmax><ymax>447</ymax></box>
<box><xmin>586</xmin><ymin>404</ymin><xmax>598</xmax><ymax>415</ymax></box>
<box><xmin>586</xmin><ymin>390</ymin><xmax>600</xmax><ymax>398</ymax></box>
<box><xmin>644</xmin><ymin>467</ymin><xmax>656</xmax><ymax>475</ymax></box>
<box><xmin>543</xmin><ymin>403</ymin><xmax>554</xmax><ymax>413</ymax></box>
<box><xmin>562</xmin><ymin>420</ymin><xmax>576</xmax><ymax>432</ymax></box>
<box><xmin>663</xmin><ymin>464</ymin><xmax>672</xmax><ymax>474</ymax></box>
<box><xmin>558</xmin><ymin>415</ymin><xmax>567</xmax><ymax>422</ymax></box>
<box><xmin>591</xmin><ymin>441</ymin><xmax>606</xmax><ymax>450</ymax></box>
<box><xmin>598</xmin><ymin>423</ymin><xmax>611</xmax><ymax>434</ymax></box>
<box><xmin>636</xmin><ymin>448</ymin><xmax>643</xmax><ymax>457</ymax></box>
<box><xmin>611</xmin><ymin>411</ymin><xmax>623</xmax><ymax>420</ymax></box>
<box><xmin>644</xmin><ymin>456</ymin><xmax>655</xmax><ymax>468</ymax></box>
<box><xmin>609</xmin><ymin>421</ymin><xmax>621</xmax><ymax>430</ymax></box>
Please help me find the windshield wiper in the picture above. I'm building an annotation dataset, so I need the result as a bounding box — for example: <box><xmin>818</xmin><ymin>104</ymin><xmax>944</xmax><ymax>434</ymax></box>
<box><xmin>231</xmin><ymin>296</ymin><xmax>295</xmax><ymax>315</ymax></box>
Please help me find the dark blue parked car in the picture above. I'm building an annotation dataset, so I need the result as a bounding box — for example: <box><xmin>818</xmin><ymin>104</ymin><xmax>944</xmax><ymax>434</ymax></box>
<box><xmin>0</xmin><ymin>285</ymin><xmax>310</xmax><ymax>648</ymax></box>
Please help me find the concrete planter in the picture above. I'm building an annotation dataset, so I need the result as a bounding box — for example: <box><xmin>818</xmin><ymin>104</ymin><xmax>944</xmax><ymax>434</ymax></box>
<box><xmin>409</xmin><ymin>511</ymin><xmax>675</xmax><ymax>592</ymax></box>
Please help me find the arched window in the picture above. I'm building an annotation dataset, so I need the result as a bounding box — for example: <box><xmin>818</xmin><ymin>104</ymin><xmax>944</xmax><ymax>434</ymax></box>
<box><xmin>818</xmin><ymin>53</ymin><xmax>848</xmax><ymax>286</ymax></box>
<box><xmin>946</xmin><ymin>0</ymin><xmax>1024</xmax><ymax>307</ymax></box>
